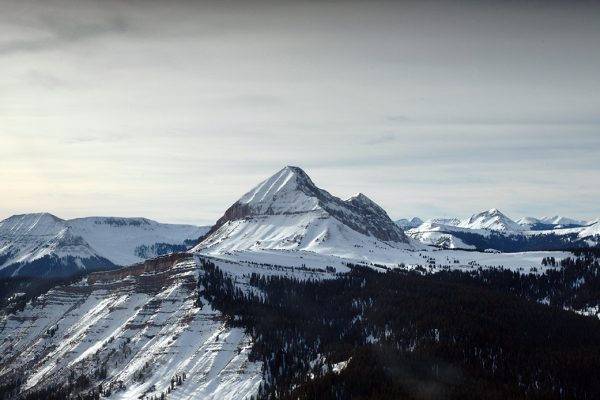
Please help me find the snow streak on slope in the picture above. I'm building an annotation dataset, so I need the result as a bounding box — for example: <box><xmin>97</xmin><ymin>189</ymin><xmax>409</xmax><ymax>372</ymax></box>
<box><xmin>237</xmin><ymin>166</ymin><xmax>320</xmax><ymax>215</ymax></box>
<box><xmin>0</xmin><ymin>255</ymin><xmax>261</xmax><ymax>400</ymax></box>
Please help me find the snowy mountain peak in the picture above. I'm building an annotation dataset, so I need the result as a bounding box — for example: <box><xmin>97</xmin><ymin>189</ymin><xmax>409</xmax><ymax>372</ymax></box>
<box><xmin>237</xmin><ymin>166</ymin><xmax>321</xmax><ymax>215</ymax></box>
<box><xmin>484</xmin><ymin>208</ymin><xmax>506</xmax><ymax>218</ymax></box>
<box><xmin>197</xmin><ymin>166</ymin><xmax>410</xmax><ymax>257</ymax></box>
<box><xmin>0</xmin><ymin>212</ymin><xmax>65</xmax><ymax>235</ymax></box>
<box><xmin>459</xmin><ymin>209</ymin><xmax>524</xmax><ymax>232</ymax></box>
<box><xmin>346</xmin><ymin>193</ymin><xmax>387</xmax><ymax>214</ymax></box>
<box><xmin>239</xmin><ymin>166</ymin><xmax>308</xmax><ymax>204</ymax></box>
<box><xmin>346</xmin><ymin>192</ymin><xmax>369</xmax><ymax>202</ymax></box>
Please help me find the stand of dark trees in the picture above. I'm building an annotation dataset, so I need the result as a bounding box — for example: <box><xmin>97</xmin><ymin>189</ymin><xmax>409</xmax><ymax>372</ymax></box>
<box><xmin>134</xmin><ymin>242</ymin><xmax>188</xmax><ymax>259</ymax></box>
<box><xmin>432</xmin><ymin>248</ymin><xmax>600</xmax><ymax>314</ymax></box>
<box><xmin>0</xmin><ymin>273</ymin><xmax>89</xmax><ymax>315</ymax></box>
<box><xmin>448</xmin><ymin>231</ymin><xmax>599</xmax><ymax>252</ymax></box>
<box><xmin>0</xmin><ymin>255</ymin><xmax>116</xmax><ymax>279</ymax></box>
<box><xmin>199</xmin><ymin>255</ymin><xmax>600</xmax><ymax>400</ymax></box>
<box><xmin>0</xmin><ymin>370</ymin><xmax>103</xmax><ymax>400</ymax></box>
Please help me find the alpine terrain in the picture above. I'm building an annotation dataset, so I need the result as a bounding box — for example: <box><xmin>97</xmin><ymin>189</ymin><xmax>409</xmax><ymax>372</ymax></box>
<box><xmin>2</xmin><ymin>166</ymin><xmax>600</xmax><ymax>400</ymax></box>
<box><xmin>195</xmin><ymin>166</ymin><xmax>411</xmax><ymax>259</ymax></box>
<box><xmin>0</xmin><ymin>214</ymin><xmax>209</xmax><ymax>278</ymax></box>
<box><xmin>407</xmin><ymin>208</ymin><xmax>600</xmax><ymax>252</ymax></box>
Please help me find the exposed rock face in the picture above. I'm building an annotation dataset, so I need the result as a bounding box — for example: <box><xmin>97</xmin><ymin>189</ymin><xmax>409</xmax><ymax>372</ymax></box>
<box><xmin>206</xmin><ymin>202</ymin><xmax>252</xmax><ymax>237</ymax></box>
<box><xmin>344</xmin><ymin>193</ymin><xmax>408</xmax><ymax>243</ymax></box>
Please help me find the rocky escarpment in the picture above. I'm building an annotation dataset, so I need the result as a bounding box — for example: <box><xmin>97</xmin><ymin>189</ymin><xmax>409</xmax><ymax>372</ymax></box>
<box><xmin>205</xmin><ymin>202</ymin><xmax>252</xmax><ymax>238</ymax></box>
<box><xmin>0</xmin><ymin>255</ymin><xmax>261</xmax><ymax>400</ymax></box>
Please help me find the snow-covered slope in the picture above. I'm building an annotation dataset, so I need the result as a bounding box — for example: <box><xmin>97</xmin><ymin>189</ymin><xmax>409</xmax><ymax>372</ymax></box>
<box><xmin>0</xmin><ymin>255</ymin><xmax>262</xmax><ymax>399</ymax></box>
<box><xmin>516</xmin><ymin>216</ymin><xmax>541</xmax><ymax>229</ymax></box>
<box><xmin>539</xmin><ymin>216</ymin><xmax>586</xmax><ymax>227</ymax></box>
<box><xmin>579</xmin><ymin>222</ymin><xmax>600</xmax><ymax>238</ymax></box>
<box><xmin>459</xmin><ymin>209</ymin><xmax>524</xmax><ymax>232</ymax></box>
<box><xmin>68</xmin><ymin>217</ymin><xmax>209</xmax><ymax>266</ymax></box>
<box><xmin>0</xmin><ymin>213</ymin><xmax>209</xmax><ymax>277</ymax></box>
<box><xmin>407</xmin><ymin>221</ymin><xmax>478</xmax><ymax>249</ymax></box>
<box><xmin>518</xmin><ymin>216</ymin><xmax>588</xmax><ymax>230</ymax></box>
<box><xmin>408</xmin><ymin>210</ymin><xmax>600</xmax><ymax>251</ymax></box>
<box><xmin>0</xmin><ymin>213</ymin><xmax>113</xmax><ymax>278</ymax></box>
<box><xmin>195</xmin><ymin>166</ymin><xmax>411</xmax><ymax>259</ymax></box>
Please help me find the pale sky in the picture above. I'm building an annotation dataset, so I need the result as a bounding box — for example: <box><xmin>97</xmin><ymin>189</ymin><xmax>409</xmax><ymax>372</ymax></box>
<box><xmin>1</xmin><ymin>0</ymin><xmax>600</xmax><ymax>225</ymax></box>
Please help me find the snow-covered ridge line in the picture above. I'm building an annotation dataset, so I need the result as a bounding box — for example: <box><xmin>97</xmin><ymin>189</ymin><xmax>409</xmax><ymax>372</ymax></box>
<box><xmin>406</xmin><ymin>208</ymin><xmax>600</xmax><ymax>250</ymax></box>
<box><xmin>458</xmin><ymin>208</ymin><xmax>525</xmax><ymax>232</ymax></box>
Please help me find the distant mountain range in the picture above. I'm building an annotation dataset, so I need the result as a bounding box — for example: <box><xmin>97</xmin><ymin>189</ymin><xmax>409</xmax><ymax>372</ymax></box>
<box><xmin>403</xmin><ymin>209</ymin><xmax>600</xmax><ymax>251</ymax></box>
<box><xmin>0</xmin><ymin>213</ymin><xmax>209</xmax><ymax>277</ymax></box>
<box><xmin>2</xmin><ymin>167</ymin><xmax>599</xmax><ymax>277</ymax></box>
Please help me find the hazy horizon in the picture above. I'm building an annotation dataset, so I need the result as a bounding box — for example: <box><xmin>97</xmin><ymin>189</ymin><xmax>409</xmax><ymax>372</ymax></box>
<box><xmin>1</xmin><ymin>163</ymin><xmax>598</xmax><ymax>226</ymax></box>
<box><xmin>2</xmin><ymin>0</ymin><xmax>599</xmax><ymax>225</ymax></box>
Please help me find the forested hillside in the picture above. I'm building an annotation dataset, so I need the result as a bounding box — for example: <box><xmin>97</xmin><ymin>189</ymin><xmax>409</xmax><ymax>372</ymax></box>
<box><xmin>200</xmin><ymin>257</ymin><xmax>600</xmax><ymax>400</ymax></box>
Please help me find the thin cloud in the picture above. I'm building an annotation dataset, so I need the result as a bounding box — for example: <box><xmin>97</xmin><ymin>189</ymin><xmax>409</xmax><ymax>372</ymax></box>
<box><xmin>61</xmin><ymin>134</ymin><xmax>130</xmax><ymax>145</ymax></box>
<box><xmin>0</xmin><ymin>13</ymin><xmax>131</xmax><ymax>56</ymax></box>
<box><xmin>366</xmin><ymin>133</ymin><xmax>396</xmax><ymax>145</ymax></box>
<box><xmin>1</xmin><ymin>0</ymin><xmax>599</xmax><ymax>223</ymax></box>
<box><xmin>25</xmin><ymin>70</ymin><xmax>74</xmax><ymax>90</ymax></box>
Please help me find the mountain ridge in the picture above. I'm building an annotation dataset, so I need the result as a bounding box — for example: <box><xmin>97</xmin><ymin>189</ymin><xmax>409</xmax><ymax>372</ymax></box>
<box><xmin>201</xmin><ymin>166</ymin><xmax>408</xmax><ymax>246</ymax></box>
<box><xmin>0</xmin><ymin>213</ymin><xmax>209</xmax><ymax>277</ymax></box>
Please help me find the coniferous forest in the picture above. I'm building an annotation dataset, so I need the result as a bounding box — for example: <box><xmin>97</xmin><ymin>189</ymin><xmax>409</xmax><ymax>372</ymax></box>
<box><xmin>199</xmin><ymin>251</ymin><xmax>600</xmax><ymax>400</ymax></box>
